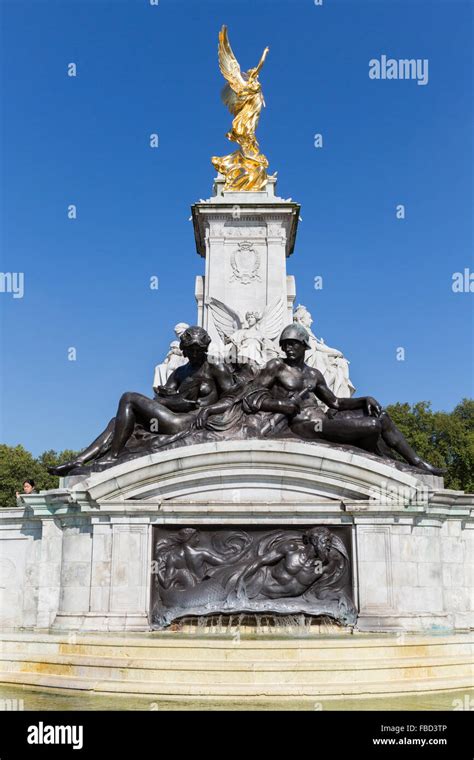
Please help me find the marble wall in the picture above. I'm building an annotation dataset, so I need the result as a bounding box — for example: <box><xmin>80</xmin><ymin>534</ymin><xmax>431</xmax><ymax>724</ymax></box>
<box><xmin>1</xmin><ymin>443</ymin><xmax>472</xmax><ymax>633</ymax></box>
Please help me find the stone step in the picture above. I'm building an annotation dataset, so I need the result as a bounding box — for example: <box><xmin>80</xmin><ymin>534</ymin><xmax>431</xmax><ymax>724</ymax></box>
<box><xmin>1</xmin><ymin>650</ymin><xmax>472</xmax><ymax>672</ymax></box>
<box><xmin>0</xmin><ymin>669</ymin><xmax>472</xmax><ymax>699</ymax></box>
<box><xmin>1</xmin><ymin>632</ymin><xmax>471</xmax><ymax>697</ymax></box>
<box><xmin>1</xmin><ymin>652</ymin><xmax>472</xmax><ymax>687</ymax></box>
<box><xmin>3</xmin><ymin>631</ymin><xmax>471</xmax><ymax>646</ymax></box>
<box><xmin>0</xmin><ymin>632</ymin><xmax>472</xmax><ymax>662</ymax></box>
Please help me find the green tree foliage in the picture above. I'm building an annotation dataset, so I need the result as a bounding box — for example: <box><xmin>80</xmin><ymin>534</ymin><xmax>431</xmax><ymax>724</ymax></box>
<box><xmin>0</xmin><ymin>446</ymin><xmax>78</xmax><ymax>508</ymax></box>
<box><xmin>386</xmin><ymin>399</ymin><xmax>474</xmax><ymax>492</ymax></box>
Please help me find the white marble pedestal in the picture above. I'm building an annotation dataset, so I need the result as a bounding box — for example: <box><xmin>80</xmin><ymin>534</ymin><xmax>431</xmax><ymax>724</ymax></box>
<box><xmin>192</xmin><ymin>176</ymin><xmax>299</xmax><ymax>345</ymax></box>
<box><xmin>1</xmin><ymin>441</ymin><xmax>472</xmax><ymax>634</ymax></box>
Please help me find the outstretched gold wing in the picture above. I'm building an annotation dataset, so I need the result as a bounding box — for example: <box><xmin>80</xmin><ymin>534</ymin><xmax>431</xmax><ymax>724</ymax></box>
<box><xmin>218</xmin><ymin>25</ymin><xmax>247</xmax><ymax>113</ymax></box>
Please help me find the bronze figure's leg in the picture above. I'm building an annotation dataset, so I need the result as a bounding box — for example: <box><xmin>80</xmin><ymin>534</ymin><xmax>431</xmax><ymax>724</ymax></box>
<box><xmin>377</xmin><ymin>411</ymin><xmax>441</xmax><ymax>473</ymax></box>
<box><xmin>106</xmin><ymin>392</ymin><xmax>196</xmax><ymax>460</ymax></box>
<box><xmin>291</xmin><ymin>410</ymin><xmax>442</xmax><ymax>474</ymax></box>
<box><xmin>49</xmin><ymin>392</ymin><xmax>198</xmax><ymax>474</ymax></box>
<box><xmin>292</xmin><ymin>414</ymin><xmax>382</xmax><ymax>450</ymax></box>
<box><xmin>48</xmin><ymin>418</ymin><xmax>116</xmax><ymax>475</ymax></box>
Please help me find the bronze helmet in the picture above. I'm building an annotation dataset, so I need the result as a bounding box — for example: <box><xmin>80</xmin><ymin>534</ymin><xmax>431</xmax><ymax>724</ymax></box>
<box><xmin>279</xmin><ymin>323</ymin><xmax>311</xmax><ymax>348</ymax></box>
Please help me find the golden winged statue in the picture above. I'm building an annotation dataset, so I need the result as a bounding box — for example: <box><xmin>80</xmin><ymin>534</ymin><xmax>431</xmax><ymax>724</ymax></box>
<box><xmin>211</xmin><ymin>25</ymin><xmax>272</xmax><ymax>191</ymax></box>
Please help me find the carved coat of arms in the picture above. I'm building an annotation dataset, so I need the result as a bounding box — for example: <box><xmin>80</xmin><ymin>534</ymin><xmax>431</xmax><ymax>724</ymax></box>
<box><xmin>230</xmin><ymin>241</ymin><xmax>261</xmax><ymax>284</ymax></box>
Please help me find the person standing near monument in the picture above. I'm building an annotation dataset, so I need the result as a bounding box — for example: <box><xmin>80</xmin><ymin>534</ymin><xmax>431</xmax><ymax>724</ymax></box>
<box><xmin>16</xmin><ymin>479</ymin><xmax>36</xmax><ymax>500</ymax></box>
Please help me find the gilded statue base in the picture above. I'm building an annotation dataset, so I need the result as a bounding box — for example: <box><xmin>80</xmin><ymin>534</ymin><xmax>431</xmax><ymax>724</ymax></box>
<box><xmin>211</xmin><ymin>149</ymin><xmax>269</xmax><ymax>191</ymax></box>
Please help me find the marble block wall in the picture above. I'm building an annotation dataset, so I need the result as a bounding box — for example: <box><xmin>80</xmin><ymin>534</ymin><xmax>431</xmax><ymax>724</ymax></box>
<box><xmin>0</xmin><ymin>442</ymin><xmax>472</xmax><ymax>633</ymax></box>
<box><xmin>356</xmin><ymin>521</ymin><xmax>474</xmax><ymax>631</ymax></box>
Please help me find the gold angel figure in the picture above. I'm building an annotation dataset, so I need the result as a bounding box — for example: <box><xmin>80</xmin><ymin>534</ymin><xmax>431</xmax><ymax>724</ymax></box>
<box><xmin>211</xmin><ymin>26</ymin><xmax>272</xmax><ymax>191</ymax></box>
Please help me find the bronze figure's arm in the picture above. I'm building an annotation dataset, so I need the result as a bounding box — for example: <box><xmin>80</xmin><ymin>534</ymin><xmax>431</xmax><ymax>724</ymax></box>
<box><xmin>314</xmin><ymin>375</ymin><xmax>382</xmax><ymax>417</ymax></box>
<box><xmin>155</xmin><ymin>367</ymin><xmax>181</xmax><ymax>396</ymax></box>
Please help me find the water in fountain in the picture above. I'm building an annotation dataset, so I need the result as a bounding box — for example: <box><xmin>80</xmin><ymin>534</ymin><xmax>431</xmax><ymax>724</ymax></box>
<box><xmin>165</xmin><ymin>613</ymin><xmax>347</xmax><ymax>638</ymax></box>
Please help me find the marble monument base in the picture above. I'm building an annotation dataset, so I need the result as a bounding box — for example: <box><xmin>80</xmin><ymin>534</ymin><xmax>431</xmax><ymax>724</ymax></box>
<box><xmin>1</xmin><ymin>440</ymin><xmax>472</xmax><ymax>635</ymax></box>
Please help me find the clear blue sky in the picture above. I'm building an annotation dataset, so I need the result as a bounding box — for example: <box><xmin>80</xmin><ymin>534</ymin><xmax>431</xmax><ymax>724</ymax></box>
<box><xmin>0</xmin><ymin>0</ymin><xmax>472</xmax><ymax>456</ymax></box>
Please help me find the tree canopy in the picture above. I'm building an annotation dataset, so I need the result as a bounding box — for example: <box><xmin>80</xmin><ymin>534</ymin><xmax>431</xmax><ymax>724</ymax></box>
<box><xmin>0</xmin><ymin>446</ymin><xmax>78</xmax><ymax>508</ymax></box>
<box><xmin>385</xmin><ymin>398</ymin><xmax>473</xmax><ymax>492</ymax></box>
